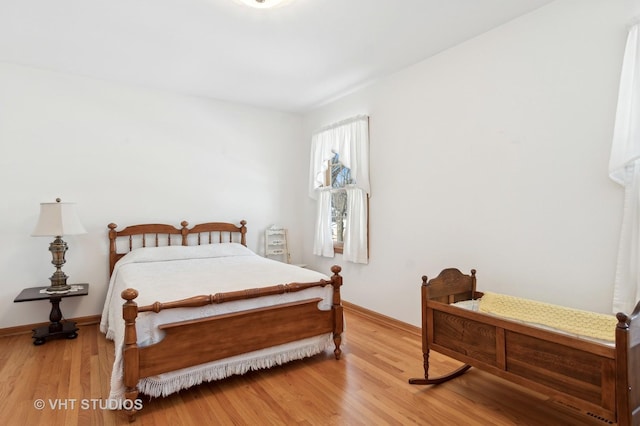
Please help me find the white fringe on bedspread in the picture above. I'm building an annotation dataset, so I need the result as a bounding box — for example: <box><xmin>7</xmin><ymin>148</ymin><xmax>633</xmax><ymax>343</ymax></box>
<box><xmin>109</xmin><ymin>333</ymin><xmax>334</xmax><ymax>400</ymax></box>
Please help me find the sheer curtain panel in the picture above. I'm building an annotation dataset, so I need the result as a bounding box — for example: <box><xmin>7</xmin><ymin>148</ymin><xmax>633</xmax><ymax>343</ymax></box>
<box><xmin>313</xmin><ymin>188</ymin><xmax>335</xmax><ymax>257</ymax></box>
<box><xmin>610</xmin><ymin>23</ymin><xmax>640</xmax><ymax>314</ymax></box>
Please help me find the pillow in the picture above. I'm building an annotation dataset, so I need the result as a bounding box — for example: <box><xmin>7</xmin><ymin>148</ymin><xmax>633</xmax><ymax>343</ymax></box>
<box><xmin>118</xmin><ymin>243</ymin><xmax>255</xmax><ymax>265</ymax></box>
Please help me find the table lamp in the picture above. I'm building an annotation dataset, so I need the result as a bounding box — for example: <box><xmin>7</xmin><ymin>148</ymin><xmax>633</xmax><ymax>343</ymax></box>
<box><xmin>32</xmin><ymin>198</ymin><xmax>86</xmax><ymax>293</ymax></box>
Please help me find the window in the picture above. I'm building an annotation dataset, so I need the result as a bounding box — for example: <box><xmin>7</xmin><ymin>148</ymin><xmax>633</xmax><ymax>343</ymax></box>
<box><xmin>327</xmin><ymin>153</ymin><xmax>352</xmax><ymax>252</ymax></box>
<box><xmin>308</xmin><ymin>115</ymin><xmax>370</xmax><ymax>264</ymax></box>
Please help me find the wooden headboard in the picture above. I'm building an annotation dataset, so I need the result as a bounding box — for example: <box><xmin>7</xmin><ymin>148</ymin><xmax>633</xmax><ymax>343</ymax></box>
<box><xmin>423</xmin><ymin>268</ymin><xmax>479</xmax><ymax>304</ymax></box>
<box><xmin>107</xmin><ymin>220</ymin><xmax>247</xmax><ymax>275</ymax></box>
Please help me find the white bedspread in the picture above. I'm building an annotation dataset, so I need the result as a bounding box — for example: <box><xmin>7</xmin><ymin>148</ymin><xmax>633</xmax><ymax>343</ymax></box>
<box><xmin>100</xmin><ymin>243</ymin><xmax>334</xmax><ymax>399</ymax></box>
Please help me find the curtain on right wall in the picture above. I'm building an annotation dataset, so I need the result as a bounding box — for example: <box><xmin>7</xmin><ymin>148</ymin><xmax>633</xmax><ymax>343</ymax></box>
<box><xmin>610</xmin><ymin>23</ymin><xmax>640</xmax><ymax>314</ymax></box>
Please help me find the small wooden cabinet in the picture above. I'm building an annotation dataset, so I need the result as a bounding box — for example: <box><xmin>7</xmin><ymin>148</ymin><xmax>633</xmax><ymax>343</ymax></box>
<box><xmin>265</xmin><ymin>226</ymin><xmax>290</xmax><ymax>263</ymax></box>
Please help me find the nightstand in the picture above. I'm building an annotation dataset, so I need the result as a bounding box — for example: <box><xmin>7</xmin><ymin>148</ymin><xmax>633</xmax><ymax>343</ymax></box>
<box><xmin>14</xmin><ymin>283</ymin><xmax>89</xmax><ymax>345</ymax></box>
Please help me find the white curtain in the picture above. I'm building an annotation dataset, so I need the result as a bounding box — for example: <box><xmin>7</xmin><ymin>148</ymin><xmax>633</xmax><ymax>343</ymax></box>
<box><xmin>343</xmin><ymin>187</ymin><xmax>368</xmax><ymax>264</ymax></box>
<box><xmin>313</xmin><ymin>188</ymin><xmax>334</xmax><ymax>257</ymax></box>
<box><xmin>309</xmin><ymin>115</ymin><xmax>370</xmax><ymax>264</ymax></box>
<box><xmin>610</xmin><ymin>24</ymin><xmax>640</xmax><ymax>314</ymax></box>
<box><xmin>308</xmin><ymin>116</ymin><xmax>370</xmax><ymax>198</ymax></box>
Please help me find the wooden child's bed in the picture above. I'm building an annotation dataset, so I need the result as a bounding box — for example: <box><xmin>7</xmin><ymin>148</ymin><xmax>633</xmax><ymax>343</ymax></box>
<box><xmin>408</xmin><ymin>268</ymin><xmax>640</xmax><ymax>425</ymax></box>
<box><xmin>101</xmin><ymin>220</ymin><xmax>344</xmax><ymax>421</ymax></box>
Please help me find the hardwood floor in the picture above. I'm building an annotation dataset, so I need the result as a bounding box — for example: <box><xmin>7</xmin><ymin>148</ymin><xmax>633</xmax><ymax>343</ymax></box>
<box><xmin>0</xmin><ymin>306</ymin><xmax>607</xmax><ymax>426</ymax></box>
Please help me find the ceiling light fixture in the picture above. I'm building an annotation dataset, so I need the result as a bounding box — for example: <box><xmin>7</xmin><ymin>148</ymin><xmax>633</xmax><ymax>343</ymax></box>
<box><xmin>237</xmin><ymin>0</ymin><xmax>291</xmax><ymax>9</ymax></box>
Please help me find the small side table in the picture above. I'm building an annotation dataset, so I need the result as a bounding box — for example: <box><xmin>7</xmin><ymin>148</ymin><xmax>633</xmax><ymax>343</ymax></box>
<box><xmin>14</xmin><ymin>284</ymin><xmax>89</xmax><ymax>345</ymax></box>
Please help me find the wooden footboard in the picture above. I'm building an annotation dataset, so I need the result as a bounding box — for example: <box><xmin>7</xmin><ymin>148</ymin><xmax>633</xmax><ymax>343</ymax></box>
<box><xmin>121</xmin><ymin>265</ymin><xmax>343</xmax><ymax>422</ymax></box>
<box><xmin>409</xmin><ymin>268</ymin><xmax>640</xmax><ymax>425</ymax></box>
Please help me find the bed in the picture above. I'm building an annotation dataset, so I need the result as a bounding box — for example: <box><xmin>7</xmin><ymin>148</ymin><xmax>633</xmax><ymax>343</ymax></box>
<box><xmin>100</xmin><ymin>220</ymin><xmax>344</xmax><ymax>421</ymax></box>
<box><xmin>408</xmin><ymin>268</ymin><xmax>640</xmax><ymax>425</ymax></box>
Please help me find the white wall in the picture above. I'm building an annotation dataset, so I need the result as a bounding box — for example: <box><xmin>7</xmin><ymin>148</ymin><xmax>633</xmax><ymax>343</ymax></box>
<box><xmin>0</xmin><ymin>63</ymin><xmax>305</xmax><ymax>328</ymax></box>
<box><xmin>302</xmin><ymin>0</ymin><xmax>640</xmax><ymax>326</ymax></box>
<box><xmin>3</xmin><ymin>0</ymin><xmax>638</xmax><ymax>332</ymax></box>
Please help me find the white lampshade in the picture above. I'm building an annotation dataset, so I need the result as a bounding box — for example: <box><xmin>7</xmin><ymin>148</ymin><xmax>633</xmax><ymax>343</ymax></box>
<box><xmin>32</xmin><ymin>199</ymin><xmax>86</xmax><ymax>237</ymax></box>
<box><xmin>236</xmin><ymin>0</ymin><xmax>291</xmax><ymax>9</ymax></box>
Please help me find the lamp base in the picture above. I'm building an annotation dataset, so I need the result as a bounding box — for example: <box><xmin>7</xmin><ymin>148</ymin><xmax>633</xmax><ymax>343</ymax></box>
<box><xmin>47</xmin><ymin>238</ymin><xmax>71</xmax><ymax>293</ymax></box>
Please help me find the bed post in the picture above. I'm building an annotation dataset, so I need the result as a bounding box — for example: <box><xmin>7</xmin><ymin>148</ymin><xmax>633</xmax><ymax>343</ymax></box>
<box><xmin>330</xmin><ymin>265</ymin><xmax>343</xmax><ymax>360</ymax></box>
<box><xmin>615</xmin><ymin>301</ymin><xmax>640</xmax><ymax>426</ymax></box>
<box><xmin>409</xmin><ymin>274</ymin><xmax>471</xmax><ymax>385</ymax></box>
<box><xmin>239</xmin><ymin>220</ymin><xmax>247</xmax><ymax>246</ymax></box>
<box><xmin>121</xmin><ymin>289</ymin><xmax>140</xmax><ymax>422</ymax></box>
<box><xmin>470</xmin><ymin>269</ymin><xmax>477</xmax><ymax>300</ymax></box>
<box><xmin>409</xmin><ymin>276</ymin><xmax>431</xmax><ymax>384</ymax></box>
<box><xmin>108</xmin><ymin>223</ymin><xmax>118</xmax><ymax>275</ymax></box>
<box><xmin>180</xmin><ymin>221</ymin><xmax>189</xmax><ymax>245</ymax></box>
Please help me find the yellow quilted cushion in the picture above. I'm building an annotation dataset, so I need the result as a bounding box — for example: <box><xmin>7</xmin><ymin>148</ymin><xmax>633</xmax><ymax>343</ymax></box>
<box><xmin>478</xmin><ymin>292</ymin><xmax>617</xmax><ymax>342</ymax></box>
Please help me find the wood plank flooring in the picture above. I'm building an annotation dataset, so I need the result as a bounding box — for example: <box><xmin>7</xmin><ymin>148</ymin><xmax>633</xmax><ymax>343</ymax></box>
<box><xmin>0</xmin><ymin>306</ymin><xmax>607</xmax><ymax>425</ymax></box>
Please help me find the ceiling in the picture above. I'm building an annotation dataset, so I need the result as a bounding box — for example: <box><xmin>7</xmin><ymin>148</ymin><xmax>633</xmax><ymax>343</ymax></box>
<box><xmin>0</xmin><ymin>0</ymin><xmax>554</xmax><ymax>112</ymax></box>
